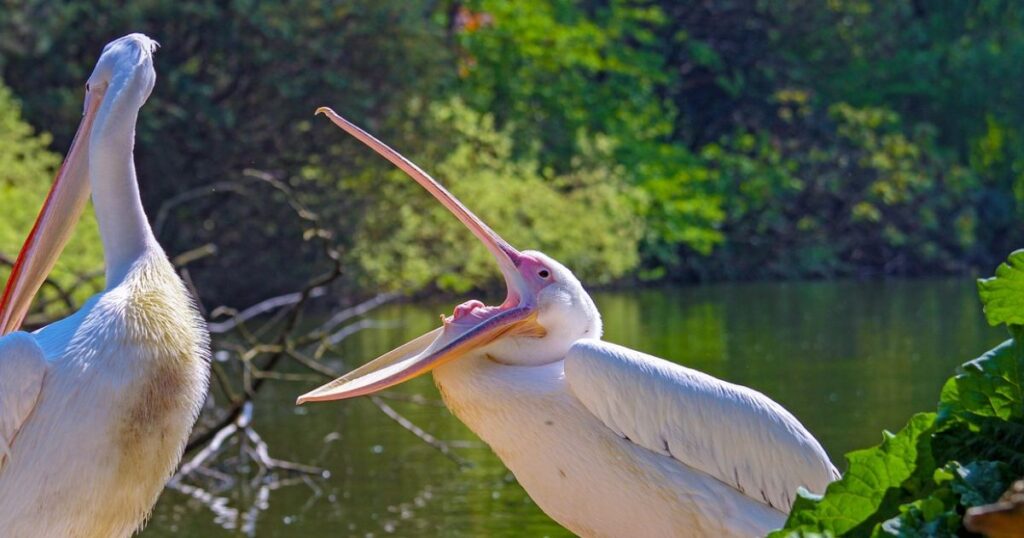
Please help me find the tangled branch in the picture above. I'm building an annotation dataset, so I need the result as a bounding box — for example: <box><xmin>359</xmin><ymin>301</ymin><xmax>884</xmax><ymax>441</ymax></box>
<box><xmin>168</xmin><ymin>170</ymin><xmax>469</xmax><ymax>532</ymax></box>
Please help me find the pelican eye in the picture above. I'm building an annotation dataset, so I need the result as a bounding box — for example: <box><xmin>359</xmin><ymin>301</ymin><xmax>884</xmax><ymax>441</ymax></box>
<box><xmin>538</xmin><ymin>269</ymin><xmax>550</xmax><ymax>279</ymax></box>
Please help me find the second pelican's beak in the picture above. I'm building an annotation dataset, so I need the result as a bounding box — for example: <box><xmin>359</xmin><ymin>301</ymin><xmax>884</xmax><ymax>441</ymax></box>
<box><xmin>0</xmin><ymin>87</ymin><xmax>103</xmax><ymax>335</ymax></box>
<box><xmin>297</xmin><ymin>108</ymin><xmax>545</xmax><ymax>404</ymax></box>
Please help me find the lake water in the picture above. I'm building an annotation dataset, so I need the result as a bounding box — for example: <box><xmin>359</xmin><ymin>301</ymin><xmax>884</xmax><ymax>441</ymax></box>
<box><xmin>141</xmin><ymin>279</ymin><xmax>1005</xmax><ymax>537</ymax></box>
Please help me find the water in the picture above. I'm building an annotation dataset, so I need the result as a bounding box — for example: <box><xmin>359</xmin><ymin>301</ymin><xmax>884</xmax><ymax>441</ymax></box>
<box><xmin>142</xmin><ymin>279</ymin><xmax>1004</xmax><ymax>537</ymax></box>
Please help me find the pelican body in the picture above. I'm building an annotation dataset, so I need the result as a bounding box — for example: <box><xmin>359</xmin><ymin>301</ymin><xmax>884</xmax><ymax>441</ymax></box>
<box><xmin>0</xmin><ymin>35</ymin><xmax>209</xmax><ymax>537</ymax></box>
<box><xmin>300</xmin><ymin>109</ymin><xmax>839</xmax><ymax>537</ymax></box>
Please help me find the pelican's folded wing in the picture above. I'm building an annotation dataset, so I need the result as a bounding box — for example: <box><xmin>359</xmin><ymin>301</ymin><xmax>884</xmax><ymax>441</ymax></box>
<box><xmin>564</xmin><ymin>339</ymin><xmax>839</xmax><ymax>511</ymax></box>
<box><xmin>0</xmin><ymin>332</ymin><xmax>46</xmax><ymax>472</ymax></box>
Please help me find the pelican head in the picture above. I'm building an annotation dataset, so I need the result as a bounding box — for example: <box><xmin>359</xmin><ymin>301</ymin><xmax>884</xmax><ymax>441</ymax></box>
<box><xmin>479</xmin><ymin>249</ymin><xmax>601</xmax><ymax>365</ymax></box>
<box><xmin>86</xmin><ymin>34</ymin><xmax>157</xmax><ymax>104</ymax></box>
<box><xmin>297</xmin><ymin>109</ymin><xmax>601</xmax><ymax>404</ymax></box>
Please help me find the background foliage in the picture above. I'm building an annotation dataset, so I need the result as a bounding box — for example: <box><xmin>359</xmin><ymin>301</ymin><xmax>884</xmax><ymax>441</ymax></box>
<box><xmin>0</xmin><ymin>0</ymin><xmax>1021</xmax><ymax>305</ymax></box>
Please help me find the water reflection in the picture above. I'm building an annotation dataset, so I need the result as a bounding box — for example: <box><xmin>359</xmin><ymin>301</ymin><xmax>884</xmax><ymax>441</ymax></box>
<box><xmin>142</xmin><ymin>279</ymin><xmax>1003</xmax><ymax>537</ymax></box>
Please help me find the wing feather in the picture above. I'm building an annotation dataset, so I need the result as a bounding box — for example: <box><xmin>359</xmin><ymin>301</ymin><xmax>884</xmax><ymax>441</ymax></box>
<box><xmin>0</xmin><ymin>332</ymin><xmax>46</xmax><ymax>472</ymax></box>
<box><xmin>565</xmin><ymin>339</ymin><xmax>839</xmax><ymax>511</ymax></box>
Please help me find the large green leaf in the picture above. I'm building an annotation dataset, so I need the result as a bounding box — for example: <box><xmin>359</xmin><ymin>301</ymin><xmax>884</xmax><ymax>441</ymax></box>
<box><xmin>978</xmin><ymin>249</ymin><xmax>1024</xmax><ymax>327</ymax></box>
<box><xmin>938</xmin><ymin>338</ymin><xmax>1024</xmax><ymax>422</ymax></box>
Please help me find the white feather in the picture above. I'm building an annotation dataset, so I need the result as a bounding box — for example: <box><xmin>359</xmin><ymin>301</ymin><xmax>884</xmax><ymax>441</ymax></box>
<box><xmin>0</xmin><ymin>333</ymin><xmax>46</xmax><ymax>470</ymax></box>
<box><xmin>435</xmin><ymin>354</ymin><xmax>796</xmax><ymax>538</ymax></box>
<box><xmin>565</xmin><ymin>339</ymin><xmax>839</xmax><ymax>511</ymax></box>
<box><xmin>0</xmin><ymin>252</ymin><xmax>209</xmax><ymax>537</ymax></box>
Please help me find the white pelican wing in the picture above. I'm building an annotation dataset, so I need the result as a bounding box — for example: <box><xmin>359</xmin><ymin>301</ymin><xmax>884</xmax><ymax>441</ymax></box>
<box><xmin>0</xmin><ymin>332</ymin><xmax>46</xmax><ymax>472</ymax></box>
<box><xmin>564</xmin><ymin>339</ymin><xmax>839</xmax><ymax>511</ymax></box>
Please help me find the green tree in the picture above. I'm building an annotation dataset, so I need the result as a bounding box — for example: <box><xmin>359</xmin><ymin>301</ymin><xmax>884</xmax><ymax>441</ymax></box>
<box><xmin>766</xmin><ymin>0</ymin><xmax>1024</xmax><ymax>266</ymax></box>
<box><xmin>454</xmin><ymin>1</ymin><xmax>728</xmax><ymax>276</ymax></box>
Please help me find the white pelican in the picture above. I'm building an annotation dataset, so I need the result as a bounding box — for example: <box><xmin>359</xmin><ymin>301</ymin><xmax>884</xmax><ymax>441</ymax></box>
<box><xmin>0</xmin><ymin>34</ymin><xmax>209</xmax><ymax>537</ymax></box>
<box><xmin>300</xmin><ymin>109</ymin><xmax>840</xmax><ymax>537</ymax></box>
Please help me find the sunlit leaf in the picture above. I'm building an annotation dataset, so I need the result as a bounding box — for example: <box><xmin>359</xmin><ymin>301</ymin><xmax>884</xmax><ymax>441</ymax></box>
<box><xmin>978</xmin><ymin>250</ymin><xmax>1024</xmax><ymax>327</ymax></box>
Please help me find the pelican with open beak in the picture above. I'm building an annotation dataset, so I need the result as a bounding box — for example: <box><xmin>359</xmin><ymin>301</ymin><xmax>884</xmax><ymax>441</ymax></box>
<box><xmin>297</xmin><ymin>109</ymin><xmax>550</xmax><ymax>403</ymax></box>
<box><xmin>299</xmin><ymin>108</ymin><xmax>839</xmax><ymax>537</ymax></box>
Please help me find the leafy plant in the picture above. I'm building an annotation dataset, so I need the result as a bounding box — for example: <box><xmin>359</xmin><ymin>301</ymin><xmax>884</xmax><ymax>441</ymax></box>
<box><xmin>771</xmin><ymin>250</ymin><xmax>1024</xmax><ymax>536</ymax></box>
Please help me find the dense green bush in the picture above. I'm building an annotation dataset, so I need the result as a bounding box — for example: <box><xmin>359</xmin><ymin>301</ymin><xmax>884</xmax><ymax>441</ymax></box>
<box><xmin>0</xmin><ymin>79</ymin><xmax>103</xmax><ymax>312</ymax></box>
<box><xmin>766</xmin><ymin>0</ymin><xmax>1024</xmax><ymax>268</ymax></box>
<box><xmin>696</xmin><ymin>101</ymin><xmax>978</xmax><ymax>280</ymax></box>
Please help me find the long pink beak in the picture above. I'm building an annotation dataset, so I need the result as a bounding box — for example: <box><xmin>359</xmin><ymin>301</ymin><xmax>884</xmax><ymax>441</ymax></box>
<box><xmin>0</xmin><ymin>88</ymin><xmax>103</xmax><ymax>334</ymax></box>
<box><xmin>297</xmin><ymin>108</ymin><xmax>545</xmax><ymax>404</ymax></box>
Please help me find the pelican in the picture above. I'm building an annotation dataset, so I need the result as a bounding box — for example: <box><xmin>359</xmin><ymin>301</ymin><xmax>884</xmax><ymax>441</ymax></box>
<box><xmin>299</xmin><ymin>109</ymin><xmax>840</xmax><ymax>537</ymax></box>
<box><xmin>0</xmin><ymin>34</ymin><xmax>209</xmax><ymax>537</ymax></box>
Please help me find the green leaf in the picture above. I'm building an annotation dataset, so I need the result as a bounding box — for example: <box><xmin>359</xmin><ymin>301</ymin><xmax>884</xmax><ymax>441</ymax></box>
<box><xmin>938</xmin><ymin>338</ymin><xmax>1023</xmax><ymax>423</ymax></box>
<box><xmin>878</xmin><ymin>494</ymin><xmax>958</xmax><ymax>538</ymax></box>
<box><xmin>978</xmin><ymin>249</ymin><xmax>1024</xmax><ymax>327</ymax></box>
<box><xmin>948</xmin><ymin>460</ymin><xmax>1012</xmax><ymax>507</ymax></box>
<box><xmin>875</xmin><ymin>461</ymin><xmax>1010</xmax><ymax>537</ymax></box>
<box><xmin>770</xmin><ymin>413</ymin><xmax>938</xmax><ymax>537</ymax></box>
<box><xmin>933</xmin><ymin>419</ymin><xmax>1024</xmax><ymax>473</ymax></box>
